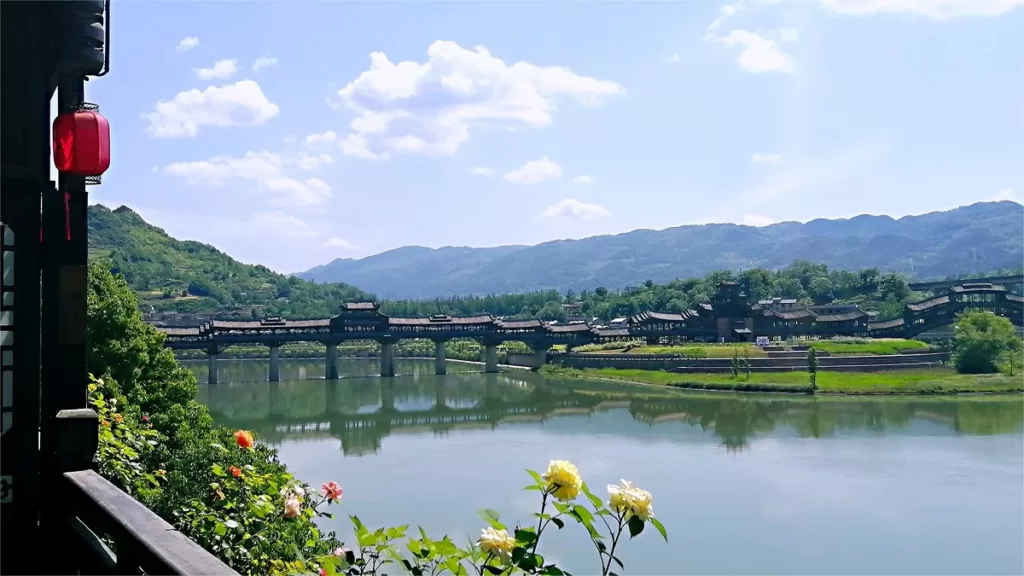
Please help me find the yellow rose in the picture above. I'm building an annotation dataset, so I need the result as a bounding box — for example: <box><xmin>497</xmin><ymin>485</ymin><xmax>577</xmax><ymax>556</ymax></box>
<box><xmin>607</xmin><ymin>480</ymin><xmax>654</xmax><ymax>521</ymax></box>
<box><xmin>478</xmin><ymin>527</ymin><xmax>516</xmax><ymax>560</ymax></box>
<box><xmin>542</xmin><ymin>460</ymin><xmax>582</xmax><ymax>502</ymax></box>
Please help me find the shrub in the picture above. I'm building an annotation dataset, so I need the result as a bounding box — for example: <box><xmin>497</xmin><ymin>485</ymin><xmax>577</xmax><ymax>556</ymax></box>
<box><xmin>87</xmin><ymin>264</ymin><xmax>668</xmax><ymax>574</ymax></box>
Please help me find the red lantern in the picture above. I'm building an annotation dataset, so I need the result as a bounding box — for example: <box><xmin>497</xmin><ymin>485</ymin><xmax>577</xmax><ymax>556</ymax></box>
<box><xmin>53</xmin><ymin>109</ymin><xmax>110</xmax><ymax>176</ymax></box>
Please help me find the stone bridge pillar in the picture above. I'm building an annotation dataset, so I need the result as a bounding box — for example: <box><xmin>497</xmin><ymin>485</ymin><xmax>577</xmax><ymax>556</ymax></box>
<box><xmin>484</xmin><ymin>344</ymin><xmax>499</xmax><ymax>374</ymax></box>
<box><xmin>434</xmin><ymin>340</ymin><xmax>447</xmax><ymax>375</ymax></box>
<box><xmin>269</xmin><ymin>344</ymin><xmax>281</xmax><ymax>382</ymax></box>
<box><xmin>435</xmin><ymin>378</ymin><xmax>447</xmax><ymax>409</ymax></box>
<box><xmin>380</xmin><ymin>340</ymin><xmax>395</xmax><ymax>377</ymax></box>
<box><xmin>381</xmin><ymin>379</ymin><xmax>395</xmax><ymax>411</ymax></box>
<box><xmin>325</xmin><ymin>343</ymin><xmax>339</xmax><ymax>380</ymax></box>
<box><xmin>206</xmin><ymin>346</ymin><xmax>219</xmax><ymax>384</ymax></box>
<box><xmin>532</xmin><ymin>344</ymin><xmax>551</xmax><ymax>371</ymax></box>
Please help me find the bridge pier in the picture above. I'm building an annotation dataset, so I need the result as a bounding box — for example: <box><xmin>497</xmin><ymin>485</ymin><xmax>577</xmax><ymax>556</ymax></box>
<box><xmin>381</xmin><ymin>379</ymin><xmax>395</xmax><ymax>411</ymax></box>
<box><xmin>326</xmin><ymin>343</ymin><xmax>339</xmax><ymax>380</ymax></box>
<box><xmin>484</xmin><ymin>344</ymin><xmax>499</xmax><ymax>373</ymax></box>
<box><xmin>207</xmin><ymin>350</ymin><xmax>219</xmax><ymax>384</ymax></box>
<box><xmin>435</xmin><ymin>378</ymin><xmax>447</xmax><ymax>409</ymax></box>
<box><xmin>269</xmin><ymin>345</ymin><xmax>281</xmax><ymax>382</ymax></box>
<box><xmin>434</xmin><ymin>340</ymin><xmax>447</xmax><ymax>375</ymax></box>
<box><xmin>532</xmin><ymin>346</ymin><xmax>550</xmax><ymax>370</ymax></box>
<box><xmin>380</xmin><ymin>341</ymin><xmax>395</xmax><ymax>377</ymax></box>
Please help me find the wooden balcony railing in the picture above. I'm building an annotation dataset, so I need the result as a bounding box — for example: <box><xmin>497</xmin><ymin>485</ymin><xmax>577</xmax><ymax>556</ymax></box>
<box><xmin>53</xmin><ymin>409</ymin><xmax>238</xmax><ymax>575</ymax></box>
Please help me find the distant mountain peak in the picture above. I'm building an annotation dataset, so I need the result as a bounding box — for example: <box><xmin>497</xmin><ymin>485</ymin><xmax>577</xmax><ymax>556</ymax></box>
<box><xmin>298</xmin><ymin>201</ymin><xmax>1023</xmax><ymax>300</ymax></box>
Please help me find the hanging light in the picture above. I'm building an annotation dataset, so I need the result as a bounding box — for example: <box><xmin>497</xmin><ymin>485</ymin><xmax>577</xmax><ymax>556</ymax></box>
<box><xmin>53</xmin><ymin>105</ymin><xmax>110</xmax><ymax>176</ymax></box>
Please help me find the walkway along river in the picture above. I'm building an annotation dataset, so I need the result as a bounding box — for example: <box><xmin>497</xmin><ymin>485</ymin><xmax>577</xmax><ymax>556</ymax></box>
<box><xmin>189</xmin><ymin>358</ymin><xmax>1024</xmax><ymax>575</ymax></box>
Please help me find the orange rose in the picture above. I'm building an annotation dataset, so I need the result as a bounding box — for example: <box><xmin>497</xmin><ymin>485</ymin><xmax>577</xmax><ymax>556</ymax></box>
<box><xmin>229</xmin><ymin>466</ymin><xmax>242</xmax><ymax>478</ymax></box>
<box><xmin>234</xmin><ymin>430</ymin><xmax>254</xmax><ymax>449</ymax></box>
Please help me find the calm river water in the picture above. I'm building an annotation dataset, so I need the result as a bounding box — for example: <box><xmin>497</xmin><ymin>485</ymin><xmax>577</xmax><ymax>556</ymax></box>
<box><xmin>189</xmin><ymin>358</ymin><xmax>1024</xmax><ymax>575</ymax></box>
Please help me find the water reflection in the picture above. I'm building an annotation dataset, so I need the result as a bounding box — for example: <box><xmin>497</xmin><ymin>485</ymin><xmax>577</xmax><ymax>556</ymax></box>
<box><xmin>196</xmin><ymin>359</ymin><xmax>1024</xmax><ymax>455</ymax></box>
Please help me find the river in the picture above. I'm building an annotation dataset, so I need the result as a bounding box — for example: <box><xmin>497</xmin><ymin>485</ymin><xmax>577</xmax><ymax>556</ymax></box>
<box><xmin>189</xmin><ymin>358</ymin><xmax>1024</xmax><ymax>575</ymax></box>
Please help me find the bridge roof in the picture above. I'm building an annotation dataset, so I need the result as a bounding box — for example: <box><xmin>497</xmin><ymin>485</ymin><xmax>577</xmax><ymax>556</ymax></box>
<box><xmin>546</xmin><ymin>323</ymin><xmax>594</xmax><ymax>333</ymax></box>
<box><xmin>388</xmin><ymin>315</ymin><xmax>494</xmax><ymax>326</ymax></box>
<box><xmin>950</xmin><ymin>283</ymin><xmax>1007</xmax><ymax>293</ymax></box>
<box><xmin>1009</xmin><ymin>294</ymin><xmax>1024</xmax><ymax>303</ymax></box>
<box><xmin>342</xmin><ymin>302</ymin><xmax>378</xmax><ymax>311</ymax></box>
<box><xmin>595</xmin><ymin>328</ymin><xmax>630</xmax><ymax>338</ymax></box>
<box><xmin>497</xmin><ymin>319</ymin><xmax>544</xmax><ymax>330</ymax></box>
<box><xmin>868</xmin><ymin>318</ymin><xmax>905</xmax><ymax>330</ymax></box>
<box><xmin>815</xmin><ymin>310</ymin><xmax>869</xmax><ymax>323</ymax></box>
<box><xmin>161</xmin><ymin>326</ymin><xmax>202</xmax><ymax>336</ymax></box>
<box><xmin>209</xmin><ymin>318</ymin><xmax>331</xmax><ymax>330</ymax></box>
<box><xmin>906</xmin><ymin>295</ymin><xmax>949</xmax><ymax>312</ymax></box>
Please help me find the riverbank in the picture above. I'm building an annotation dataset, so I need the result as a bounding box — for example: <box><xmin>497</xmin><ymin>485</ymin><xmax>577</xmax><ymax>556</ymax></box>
<box><xmin>541</xmin><ymin>366</ymin><xmax>1024</xmax><ymax>395</ymax></box>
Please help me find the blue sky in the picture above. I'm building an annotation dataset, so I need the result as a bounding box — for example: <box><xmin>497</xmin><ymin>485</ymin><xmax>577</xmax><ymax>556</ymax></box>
<box><xmin>81</xmin><ymin>0</ymin><xmax>1023</xmax><ymax>273</ymax></box>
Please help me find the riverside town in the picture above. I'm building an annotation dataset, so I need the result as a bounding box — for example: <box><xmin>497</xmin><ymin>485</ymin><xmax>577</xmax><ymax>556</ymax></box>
<box><xmin>2</xmin><ymin>2</ymin><xmax>1022</xmax><ymax>575</ymax></box>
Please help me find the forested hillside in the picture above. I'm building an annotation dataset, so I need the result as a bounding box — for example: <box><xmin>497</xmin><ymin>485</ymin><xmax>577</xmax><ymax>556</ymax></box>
<box><xmin>88</xmin><ymin>203</ymin><xmax>1021</xmax><ymax>322</ymax></box>
<box><xmin>87</xmin><ymin>205</ymin><xmax>371</xmax><ymax>317</ymax></box>
<box><xmin>379</xmin><ymin>262</ymin><xmax>1023</xmax><ymax>322</ymax></box>
<box><xmin>301</xmin><ymin>201</ymin><xmax>1024</xmax><ymax>300</ymax></box>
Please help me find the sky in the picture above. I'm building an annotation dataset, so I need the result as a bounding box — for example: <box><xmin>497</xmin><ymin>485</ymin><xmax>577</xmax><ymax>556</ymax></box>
<box><xmin>80</xmin><ymin>0</ymin><xmax>1024</xmax><ymax>273</ymax></box>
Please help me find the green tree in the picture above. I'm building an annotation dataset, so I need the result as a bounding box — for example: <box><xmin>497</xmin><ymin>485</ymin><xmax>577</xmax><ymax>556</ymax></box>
<box><xmin>952</xmin><ymin>311</ymin><xmax>1023</xmax><ymax>374</ymax></box>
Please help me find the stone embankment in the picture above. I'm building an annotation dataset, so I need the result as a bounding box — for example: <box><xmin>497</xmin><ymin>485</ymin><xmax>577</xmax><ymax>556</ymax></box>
<box><xmin>549</xmin><ymin>350</ymin><xmax>950</xmax><ymax>373</ymax></box>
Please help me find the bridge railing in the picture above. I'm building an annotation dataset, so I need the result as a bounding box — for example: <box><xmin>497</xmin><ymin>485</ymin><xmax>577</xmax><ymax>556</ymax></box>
<box><xmin>53</xmin><ymin>409</ymin><xmax>238</xmax><ymax>575</ymax></box>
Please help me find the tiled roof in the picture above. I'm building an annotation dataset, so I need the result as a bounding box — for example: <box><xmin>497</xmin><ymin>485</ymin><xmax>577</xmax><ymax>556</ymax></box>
<box><xmin>595</xmin><ymin>328</ymin><xmax>630</xmax><ymax>337</ymax></box>
<box><xmin>906</xmin><ymin>296</ymin><xmax>949</xmax><ymax>312</ymax></box>
<box><xmin>867</xmin><ymin>318</ymin><xmax>905</xmax><ymax>330</ymax></box>
<box><xmin>389</xmin><ymin>315</ymin><xmax>494</xmax><ymax>326</ymax></box>
<box><xmin>498</xmin><ymin>319</ymin><xmax>544</xmax><ymax>330</ymax></box>
<box><xmin>815</xmin><ymin>310</ymin><xmax>868</xmax><ymax>323</ymax></box>
<box><xmin>546</xmin><ymin>323</ymin><xmax>593</xmax><ymax>333</ymax></box>
<box><xmin>342</xmin><ymin>302</ymin><xmax>378</xmax><ymax>310</ymax></box>
<box><xmin>1007</xmin><ymin>294</ymin><xmax>1023</xmax><ymax>303</ymax></box>
<box><xmin>950</xmin><ymin>283</ymin><xmax>1006</xmax><ymax>293</ymax></box>
<box><xmin>161</xmin><ymin>326</ymin><xmax>201</xmax><ymax>336</ymax></box>
<box><xmin>775</xmin><ymin>309</ymin><xmax>815</xmax><ymax>320</ymax></box>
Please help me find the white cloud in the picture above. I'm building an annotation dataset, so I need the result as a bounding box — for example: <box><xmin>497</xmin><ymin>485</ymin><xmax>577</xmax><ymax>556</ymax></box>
<box><xmin>334</xmin><ymin>40</ymin><xmax>624</xmax><ymax>159</ymax></box>
<box><xmin>820</xmin><ymin>0</ymin><xmax>1024</xmax><ymax>19</ymax></box>
<box><xmin>705</xmin><ymin>4</ymin><xmax>740</xmax><ymax>38</ymax></box>
<box><xmin>751</xmin><ymin>153</ymin><xmax>783</xmax><ymax>165</ymax></box>
<box><xmin>719</xmin><ymin>30</ymin><xmax>794</xmax><ymax>73</ymax></box>
<box><xmin>252</xmin><ymin>57</ymin><xmax>279</xmax><ymax>71</ymax></box>
<box><xmin>540</xmin><ymin>198</ymin><xmax>610</xmax><ymax>220</ymax></box>
<box><xmin>779</xmin><ymin>28</ymin><xmax>800</xmax><ymax>42</ymax></box>
<box><xmin>195</xmin><ymin>59</ymin><xmax>238</xmax><ymax>80</ymax></box>
<box><xmin>176</xmin><ymin>37</ymin><xmax>199</xmax><ymax>52</ymax></box>
<box><xmin>143</xmin><ymin>80</ymin><xmax>280</xmax><ymax>138</ymax></box>
<box><xmin>296</xmin><ymin>152</ymin><xmax>334</xmax><ymax>170</ymax></box>
<box><xmin>990</xmin><ymin>188</ymin><xmax>1020</xmax><ymax>202</ymax></box>
<box><xmin>742</xmin><ymin>214</ymin><xmax>777</xmax><ymax>227</ymax></box>
<box><xmin>304</xmin><ymin>130</ymin><xmax>338</xmax><ymax>149</ymax></box>
<box><xmin>469</xmin><ymin>166</ymin><xmax>493</xmax><ymax>176</ymax></box>
<box><xmin>339</xmin><ymin>134</ymin><xmax>390</xmax><ymax>161</ymax></box>
<box><xmin>572</xmin><ymin>175</ymin><xmax>594</xmax><ymax>184</ymax></box>
<box><xmin>323</xmin><ymin>237</ymin><xmax>361</xmax><ymax>251</ymax></box>
<box><xmin>162</xmin><ymin>150</ymin><xmax>333</xmax><ymax>206</ymax></box>
<box><xmin>503</xmin><ymin>157</ymin><xmax>562</xmax><ymax>184</ymax></box>
<box><xmin>666</xmin><ymin>53</ymin><xmax>682</xmax><ymax>64</ymax></box>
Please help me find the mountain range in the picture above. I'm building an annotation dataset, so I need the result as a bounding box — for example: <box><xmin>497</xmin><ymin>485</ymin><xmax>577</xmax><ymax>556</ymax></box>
<box><xmin>298</xmin><ymin>201</ymin><xmax>1024</xmax><ymax>300</ymax></box>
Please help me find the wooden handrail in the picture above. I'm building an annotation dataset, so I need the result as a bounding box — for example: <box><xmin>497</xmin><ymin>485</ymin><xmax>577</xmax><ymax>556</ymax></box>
<box><xmin>63</xmin><ymin>469</ymin><xmax>238</xmax><ymax>575</ymax></box>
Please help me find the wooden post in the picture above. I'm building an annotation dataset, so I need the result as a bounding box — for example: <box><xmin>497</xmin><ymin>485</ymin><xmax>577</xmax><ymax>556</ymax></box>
<box><xmin>51</xmin><ymin>408</ymin><xmax>100</xmax><ymax>575</ymax></box>
<box><xmin>1</xmin><ymin>2</ymin><xmax>52</xmax><ymax>572</ymax></box>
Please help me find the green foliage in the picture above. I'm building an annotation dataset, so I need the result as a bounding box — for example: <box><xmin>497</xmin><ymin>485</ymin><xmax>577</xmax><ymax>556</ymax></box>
<box><xmin>88</xmin><ymin>204</ymin><xmax>370</xmax><ymax>317</ymax></box>
<box><xmin>952</xmin><ymin>311</ymin><xmax>1023</xmax><ymax>374</ymax></box>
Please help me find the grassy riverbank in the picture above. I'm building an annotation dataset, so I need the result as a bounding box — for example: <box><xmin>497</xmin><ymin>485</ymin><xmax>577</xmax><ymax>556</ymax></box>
<box><xmin>541</xmin><ymin>366</ymin><xmax>1024</xmax><ymax>395</ymax></box>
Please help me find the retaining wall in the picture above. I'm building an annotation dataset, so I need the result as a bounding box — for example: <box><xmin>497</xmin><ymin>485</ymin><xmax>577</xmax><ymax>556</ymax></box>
<box><xmin>551</xmin><ymin>351</ymin><xmax>950</xmax><ymax>373</ymax></box>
